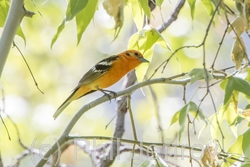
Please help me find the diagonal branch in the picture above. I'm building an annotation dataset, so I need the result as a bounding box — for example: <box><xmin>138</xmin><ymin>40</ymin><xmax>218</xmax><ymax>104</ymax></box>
<box><xmin>35</xmin><ymin>72</ymin><xmax>227</xmax><ymax>166</ymax></box>
<box><xmin>0</xmin><ymin>0</ymin><xmax>25</xmax><ymax>77</ymax></box>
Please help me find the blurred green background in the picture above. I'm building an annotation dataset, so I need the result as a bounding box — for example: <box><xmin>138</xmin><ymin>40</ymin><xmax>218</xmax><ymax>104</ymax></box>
<box><xmin>1</xmin><ymin>0</ymin><xmax>249</xmax><ymax>166</ymax></box>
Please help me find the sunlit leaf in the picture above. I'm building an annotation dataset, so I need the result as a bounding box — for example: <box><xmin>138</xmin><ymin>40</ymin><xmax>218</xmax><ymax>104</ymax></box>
<box><xmin>231</xmin><ymin>37</ymin><xmax>247</xmax><ymax>69</ymax></box>
<box><xmin>154</xmin><ymin>155</ymin><xmax>170</xmax><ymax>167</ymax></box>
<box><xmin>223</xmin><ymin>77</ymin><xmax>250</xmax><ymax>106</ymax></box>
<box><xmin>210</xmin><ymin>116</ymin><xmax>236</xmax><ymax>145</ymax></box>
<box><xmin>219</xmin><ymin>103</ymin><xmax>238</xmax><ymax>125</ymax></box>
<box><xmin>65</xmin><ymin>0</ymin><xmax>88</xmax><ymax>21</ymax></box>
<box><xmin>103</xmin><ymin>0</ymin><xmax>124</xmax><ymax>41</ymax></box>
<box><xmin>0</xmin><ymin>0</ymin><xmax>10</xmax><ymax>27</ymax></box>
<box><xmin>198</xmin><ymin>114</ymin><xmax>215</xmax><ymax>138</ymax></box>
<box><xmin>170</xmin><ymin>111</ymin><xmax>180</xmax><ymax>126</ymax></box>
<box><xmin>220</xmin><ymin>79</ymin><xmax>228</xmax><ymax>90</ymax></box>
<box><xmin>187</xmin><ymin>0</ymin><xmax>196</xmax><ymax>20</ymax></box>
<box><xmin>128</xmin><ymin>26</ymin><xmax>171</xmax><ymax>82</ymax></box>
<box><xmin>51</xmin><ymin>19</ymin><xmax>66</xmax><ymax>48</ymax></box>
<box><xmin>242</xmin><ymin>128</ymin><xmax>250</xmax><ymax>157</ymax></box>
<box><xmin>135</xmin><ymin>48</ymin><xmax>153</xmax><ymax>82</ymax></box>
<box><xmin>76</xmin><ymin>0</ymin><xmax>98</xmax><ymax>44</ymax></box>
<box><xmin>245</xmin><ymin>0</ymin><xmax>250</xmax><ymax>29</ymax></box>
<box><xmin>222</xmin><ymin>135</ymin><xmax>243</xmax><ymax>166</ymax></box>
<box><xmin>156</xmin><ymin>0</ymin><xmax>164</xmax><ymax>7</ymax></box>
<box><xmin>128</xmin><ymin>0</ymin><xmax>144</xmax><ymax>30</ymax></box>
<box><xmin>138</xmin><ymin>0</ymin><xmax>151</xmax><ymax>18</ymax></box>
<box><xmin>228</xmin><ymin>135</ymin><xmax>243</xmax><ymax>154</ymax></box>
<box><xmin>140</xmin><ymin>158</ymin><xmax>155</xmax><ymax>167</ymax></box>
<box><xmin>228</xmin><ymin>16</ymin><xmax>247</xmax><ymax>36</ymax></box>
<box><xmin>176</xmin><ymin>101</ymin><xmax>203</xmax><ymax>141</ymax></box>
<box><xmin>128</xmin><ymin>26</ymin><xmax>171</xmax><ymax>53</ymax></box>
<box><xmin>178</xmin><ymin>103</ymin><xmax>189</xmax><ymax>141</ymax></box>
<box><xmin>0</xmin><ymin>0</ymin><xmax>26</xmax><ymax>43</ymax></box>
<box><xmin>189</xmin><ymin>68</ymin><xmax>213</xmax><ymax>84</ymax></box>
<box><xmin>230</xmin><ymin>115</ymin><xmax>245</xmax><ymax>126</ymax></box>
<box><xmin>245</xmin><ymin>68</ymin><xmax>250</xmax><ymax>83</ymax></box>
<box><xmin>241</xmin><ymin>162</ymin><xmax>250</xmax><ymax>167</ymax></box>
<box><xmin>201</xmin><ymin>0</ymin><xmax>214</xmax><ymax>16</ymax></box>
<box><xmin>51</xmin><ymin>0</ymin><xmax>94</xmax><ymax>47</ymax></box>
<box><xmin>235</xmin><ymin>0</ymin><xmax>244</xmax><ymax>15</ymax></box>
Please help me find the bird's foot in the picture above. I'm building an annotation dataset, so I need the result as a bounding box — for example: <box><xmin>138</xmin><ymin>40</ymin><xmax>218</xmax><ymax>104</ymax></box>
<box><xmin>97</xmin><ymin>88</ymin><xmax>117</xmax><ymax>102</ymax></box>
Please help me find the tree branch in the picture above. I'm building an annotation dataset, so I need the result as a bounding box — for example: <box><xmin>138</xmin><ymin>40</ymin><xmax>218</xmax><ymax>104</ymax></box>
<box><xmin>157</xmin><ymin>0</ymin><xmax>186</xmax><ymax>33</ymax></box>
<box><xmin>0</xmin><ymin>0</ymin><xmax>25</xmax><ymax>77</ymax></box>
<box><xmin>35</xmin><ymin>72</ymin><xmax>226</xmax><ymax>167</ymax></box>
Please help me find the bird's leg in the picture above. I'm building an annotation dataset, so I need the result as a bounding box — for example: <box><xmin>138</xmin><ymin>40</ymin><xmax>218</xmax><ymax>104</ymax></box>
<box><xmin>96</xmin><ymin>87</ymin><xmax>117</xmax><ymax>102</ymax></box>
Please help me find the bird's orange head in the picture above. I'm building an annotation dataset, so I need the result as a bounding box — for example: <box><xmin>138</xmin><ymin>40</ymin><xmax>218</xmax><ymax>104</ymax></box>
<box><xmin>120</xmin><ymin>50</ymin><xmax>149</xmax><ymax>68</ymax></box>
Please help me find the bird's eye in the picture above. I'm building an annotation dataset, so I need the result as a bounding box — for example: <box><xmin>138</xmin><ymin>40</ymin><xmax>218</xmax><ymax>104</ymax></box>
<box><xmin>126</xmin><ymin>52</ymin><xmax>131</xmax><ymax>56</ymax></box>
<box><xmin>134</xmin><ymin>52</ymin><xmax>139</xmax><ymax>56</ymax></box>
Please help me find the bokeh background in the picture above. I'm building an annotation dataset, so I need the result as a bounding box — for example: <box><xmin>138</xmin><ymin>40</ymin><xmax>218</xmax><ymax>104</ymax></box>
<box><xmin>1</xmin><ymin>0</ymin><xmax>250</xmax><ymax>166</ymax></box>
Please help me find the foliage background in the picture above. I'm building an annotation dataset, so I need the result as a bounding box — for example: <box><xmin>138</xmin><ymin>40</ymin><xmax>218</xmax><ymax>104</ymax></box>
<box><xmin>0</xmin><ymin>0</ymin><xmax>250</xmax><ymax>166</ymax></box>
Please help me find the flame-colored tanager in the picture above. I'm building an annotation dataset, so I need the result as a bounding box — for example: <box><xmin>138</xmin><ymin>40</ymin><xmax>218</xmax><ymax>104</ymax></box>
<box><xmin>53</xmin><ymin>50</ymin><xmax>149</xmax><ymax>119</ymax></box>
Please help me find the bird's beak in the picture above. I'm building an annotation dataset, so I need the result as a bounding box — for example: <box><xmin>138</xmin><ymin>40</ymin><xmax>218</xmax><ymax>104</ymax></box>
<box><xmin>140</xmin><ymin>57</ymin><xmax>150</xmax><ymax>63</ymax></box>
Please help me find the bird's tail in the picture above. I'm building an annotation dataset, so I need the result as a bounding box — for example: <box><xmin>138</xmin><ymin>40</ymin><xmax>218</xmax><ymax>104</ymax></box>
<box><xmin>53</xmin><ymin>97</ymin><xmax>72</xmax><ymax>119</ymax></box>
<box><xmin>53</xmin><ymin>85</ymin><xmax>96</xmax><ymax>119</ymax></box>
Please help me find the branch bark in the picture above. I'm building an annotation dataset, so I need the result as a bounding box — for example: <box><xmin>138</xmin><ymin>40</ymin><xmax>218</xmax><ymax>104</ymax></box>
<box><xmin>100</xmin><ymin>71</ymin><xmax>137</xmax><ymax>167</ymax></box>
<box><xmin>35</xmin><ymin>73</ymin><xmax>226</xmax><ymax>167</ymax></box>
<box><xmin>0</xmin><ymin>0</ymin><xmax>26</xmax><ymax>77</ymax></box>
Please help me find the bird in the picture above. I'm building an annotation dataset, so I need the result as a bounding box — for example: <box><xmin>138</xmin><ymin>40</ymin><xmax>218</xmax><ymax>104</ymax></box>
<box><xmin>53</xmin><ymin>50</ymin><xmax>149</xmax><ymax>119</ymax></box>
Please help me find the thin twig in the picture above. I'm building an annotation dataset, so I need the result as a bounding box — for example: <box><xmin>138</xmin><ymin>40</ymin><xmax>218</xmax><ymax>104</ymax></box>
<box><xmin>127</xmin><ymin>95</ymin><xmax>138</xmax><ymax>166</ymax></box>
<box><xmin>13</xmin><ymin>42</ymin><xmax>44</xmax><ymax>94</ymax></box>
<box><xmin>68</xmin><ymin>135</ymin><xmax>245</xmax><ymax>163</ymax></box>
<box><xmin>157</xmin><ymin>0</ymin><xmax>186</xmax><ymax>33</ymax></box>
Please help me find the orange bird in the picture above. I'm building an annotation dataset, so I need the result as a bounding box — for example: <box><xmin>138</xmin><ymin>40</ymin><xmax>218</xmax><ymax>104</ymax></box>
<box><xmin>53</xmin><ymin>50</ymin><xmax>149</xmax><ymax>119</ymax></box>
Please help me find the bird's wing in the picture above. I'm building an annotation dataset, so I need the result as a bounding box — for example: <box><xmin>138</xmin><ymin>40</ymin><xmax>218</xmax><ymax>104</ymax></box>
<box><xmin>74</xmin><ymin>55</ymin><xmax>119</xmax><ymax>89</ymax></box>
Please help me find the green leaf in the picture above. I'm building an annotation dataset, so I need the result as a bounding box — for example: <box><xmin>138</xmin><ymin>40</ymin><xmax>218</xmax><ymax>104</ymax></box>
<box><xmin>187</xmin><ymin>0</ymin><xmax>196</xmax><ymax>20</ymax></box>
<box><xmin>235</xmin><ymin>0</ymin><xmax>244</xmax><ymax>15</ymax></box>
<box><xmin>228</xmin><ymin>16</ymin><xmax>247</xmax><ymax>36</ymax></box>
<box><xmin>225</xmin><ymin>135</ymin><xmax>243</xmax><ymax>166</ymax></box>
<box><xmin>230</xmin><ymin>116</ymin><xmax>245</xmax><ymax>126</ymax></box>
<box><xmin>178</xmin><ymin>103</ymin><xmax>189</xmax><ymax>141</ymax></box>
<box><xmin>231</xmin><ymin>37</ymin><xmax>247</xmax><ymax>69</ymax></box>
<box><xmin>51</xmin><ymin>0</ymin><xmax>92</xmax><ymax>47</ymax></box>
<box><xmin>245</xmin><ymin>68</ymin><xmax>250</xmax><ymax>83</ymax></box>
<box><xmin>128</xmin><ymin>26</ymin><xmax>171</xmax><ymax>82</ymax></box>
<box><xmin>243</xmin><ymin>128</ymin><xmax>250</xmax><ymax>157</ymax></box>
<box><xmin>220</xmin><ymin>79</ymin><xmax>228</xmax><ymax>90</ymax></box>
<box><xmin>138</xmin><ymin>0</ymin><xmax>151</xmax><ymax>18</ymax></box>
<box><xmin>210</xmin><ymin>115</ymin><xmax>236</xmax><ymax>145</ymax></box>
<box><xmin>154</xmin><ymin>155</ymin><xmax>170</xmax><ymax>167</ymax></box>
<box><xmin>156</xmin><ymin>0</ymin><xmax>164</xmax><ymax>7</ymax></box>
<box><xmin>241</xmin><ymin>162</ymin><xmax>250</xmax><ymax>167</ymax></box>
<box><xmin>51</xmin><ymin>19</ymin><xmax>66</xmax><ymax>48</ymax></box>
<box><xmin>66</xmin><ymin>0</ymin><xmax>88</xmax><ymax>21</ymax></box>
<box><xmin>0</xmin><ymin>0</ymin><xmax>25</xmax><ymax>43</ymax></box>
<box><xmin>223</xmin><ymin>77</ymin><xmax>250</xmax><ymax>106</ymax></box>
<box><xmin>128</xmin><ymin>0</ymin><xmax>144</xmax><ymax>30</ymax></box>
<box><xmin>189</xmin><ymin>68</ymin><xmax>213</xmax><ymax>84</ymax></box>
<box><xmin>170</xmin><ymin>111</ymin><xmax>180</xmax><ymax>126</ymax></box>
<box><xmin>135</xmin><ymin>48</ymin><xmax>153</xmax><ymax>82</ymax></box>
<box><xmin>0</xmin><ymin>0</ymin><xmax>10</xmax><ymax>27</ymax></box>
<box><xmin>219</xmin><ymin>102</ymin><xmax>239</xmax><ymax>125</ymax></box>
<box><xmin>198</xmin><ymin>113</ymin><xmax>215</xmax><ymax>138</ymax></box>
<box><xmin>245</xmin><ymin>0</ymin><xmax>250</xmax><ymax>29</ymax></box>
<box><xmin>201</xmin><ymin>0</ymin><xmax>214</xmax><ymax>16</ymax></box>
<box><xmin>128</xmin><ymin>26</ymin><xmax>171</xmax><ymax>53</ymax></box>
<box><xmin>177</xmin><ymin>102</ymin><xmax>203</xmax><ymax>141</ymax></box>
<box><xmin>228</xmin><ymin>135</ymin><xmax>243</xmax><ymax>154</ymax></box>
<box><xmin>76</xmin><ymin>0</ymin><xmax>98</xmax><ymax>44</ymax></box>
